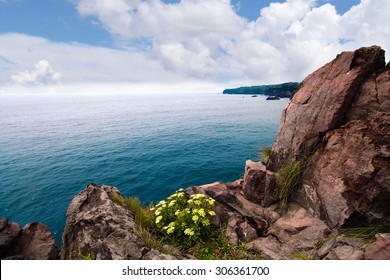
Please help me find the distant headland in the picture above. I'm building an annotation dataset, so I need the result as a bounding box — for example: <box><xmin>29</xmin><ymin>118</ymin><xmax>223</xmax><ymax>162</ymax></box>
<box><xmin>223</xmin><ymin>82</ymin><xmax>301</xmax><ymax>98</ymax></box>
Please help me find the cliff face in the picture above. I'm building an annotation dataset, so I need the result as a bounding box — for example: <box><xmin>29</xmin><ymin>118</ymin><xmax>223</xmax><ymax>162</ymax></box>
<box><xmin>267</xmin><ymin>46</ymin><xmax>389</xmax><ymax>229</ymax></box>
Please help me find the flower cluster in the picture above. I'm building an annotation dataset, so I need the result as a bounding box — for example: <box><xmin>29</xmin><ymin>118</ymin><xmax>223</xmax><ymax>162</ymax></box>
<box><xmin>151</xmin><ymin>189</ymin><xmax>216</xmax><ymax>244</ymax></box>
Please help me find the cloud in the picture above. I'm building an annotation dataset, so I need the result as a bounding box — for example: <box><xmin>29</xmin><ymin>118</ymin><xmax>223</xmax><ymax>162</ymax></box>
<box><xmin>70</xmin><ymin>0</ymin><xmax>389</xmax><ymax>84</ymax></box>
<box><xmin>1</xmin><ymin>0</ymin><xmax>390</xmax><ymax>93</ymax></box>
<box><xmin>10</xmin><ymin>60</ymin><xmax>62</xmax><ymax>85</ymax></box>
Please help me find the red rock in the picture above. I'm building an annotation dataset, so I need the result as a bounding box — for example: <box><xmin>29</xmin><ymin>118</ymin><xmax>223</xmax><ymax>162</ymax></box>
<box><xmin>364</xmin><ymin>233</ymin><xmax>390</xmax><ymax>260</ymax></box>
<box><xmin>242</xmin><ymin>160</ymin><xmax>276</xmax><ymax>207</ymax></box>
<box><xmin>269</xmin><ymin>46</ymin><xmax>385</xmax><ymax>171</ymax></box>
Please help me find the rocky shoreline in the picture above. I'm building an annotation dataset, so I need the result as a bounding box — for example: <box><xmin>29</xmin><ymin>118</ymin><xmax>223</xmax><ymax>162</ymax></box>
<box><xmin>1</xmin><ymin>46</ymin><xmax>389</xmax><ymax>260</ymax></box>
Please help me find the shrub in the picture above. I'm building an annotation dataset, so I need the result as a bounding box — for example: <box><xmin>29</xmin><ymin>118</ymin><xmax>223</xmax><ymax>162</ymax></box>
<box><xmin>151</xmin><ymin>189</ymin><xmax>216</xmax><ymax>247</ymax></box>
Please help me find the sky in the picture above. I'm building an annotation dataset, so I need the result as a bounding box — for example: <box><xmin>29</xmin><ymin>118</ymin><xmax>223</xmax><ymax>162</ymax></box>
<box><xmin>0</xmin><ymin>0</ymin><xmax>389</xmax><ymax>93</ymax></box>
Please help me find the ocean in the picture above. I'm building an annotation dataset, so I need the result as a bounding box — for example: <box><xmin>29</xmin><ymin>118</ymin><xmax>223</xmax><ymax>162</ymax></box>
<box><xmin>0</xmin><ymin>92</ymin><xmax>289</xmax><ymax>245</ymax></box>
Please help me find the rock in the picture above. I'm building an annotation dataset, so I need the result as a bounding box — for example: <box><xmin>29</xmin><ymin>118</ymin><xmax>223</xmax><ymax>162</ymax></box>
<box><xmin>0</xmin><ymin>218</ymin><xmax>58</xmax><ymax>260</ymax></box>
<box><xmin>364</xmin><ymin>233</ymin><xmax>390</xmax><ymax>260</ymax></box>
<box><xmin>187</xmin><ymin>182</ymin><xmax>271</xmax><ymax>244</ymax></box>
<box><xmin>247</xmin><ymin>236</ymin><xmax>284</xmax><ymax>260</ymax></box>
<box><xmin>142</xmin><ymin>249</ymin><xmax>176</xmax><ymax>260</ymax></box>
<box><xmin>61</xmin><ymin>183</ymin><xmax>174</xmax><ymax>260</ymax></box>
<box><xmin>267</xmin><ymin>203</ymin><xmax>330</xmax><ymax>255</ymax></box>
<box><xmin>9</xmin><ymin>222</ymin><xmax>58</xmax><ymax>260</ymax></box>
<box><xmin>318</xmin><ymin>236</ymin><xmax>366</xmax><ymax>260</ymax></box>
<box><xmin>325</xmin><ymin>245</ymin><xmax>364</xmax><ymax>260</ymax></box>
<box><xmin>302</xmin><ymin>120</ymin><xmax>390</xmax><ymax>228</ymax></box>
<box><xmin>0</xmin><ymin>218</ymin><xmax>20</xmax><ymax>259</ymax></box>
<box><xmin>242</xmin><ymin>160</ymin><xmax>277</xmax><ymax>207</ymax></box>
<box><xmin>269</xmin><ymin>46</ymin><xmax>385</xmax><ymax>171</ymax></box>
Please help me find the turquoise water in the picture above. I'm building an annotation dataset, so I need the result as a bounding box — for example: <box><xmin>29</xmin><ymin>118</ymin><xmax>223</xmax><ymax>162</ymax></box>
<box><xmin>0</xmin><ymin>93</ymin><xmax>289</xmax><ymax>244</ymax></box>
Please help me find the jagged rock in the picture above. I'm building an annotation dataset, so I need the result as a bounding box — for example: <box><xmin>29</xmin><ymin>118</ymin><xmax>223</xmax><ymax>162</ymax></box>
<box><xmin>301</xmin><ymin>61</ymin><xmax>389</xmax><ymax>228</ymax></box>
<box><xmin>61</xmin><ymin>183</ymin><xmax>175</xmax><ymax>260</ymax></box>
<box><xmin>0</xmin><ymin>218</ymin><xmax>20</xmax><ymax>259</ymax></box>
<box><xmin>246</xmin><ymin>204</ymin><xmax>330</xmax><ymax>260</ymax></box>
<box><xmin>364</xmin><ymin>233</ymin><xmax>390</xmax><ymax>260</ymax></box>
<box><xmin>187</xmin><ymin>181</ymin><xmax>272</xmax><ymax>244</ymax></box>
<box><xmin>247</xmin><ymin>236</ymin><xmax>284</xmax><ymax>260</ymax></box>
<box><xmin>302</xmin><ymin>120</ymin><xmax>390</xmax><ymax>228</ymax></box>
<box><xmin>269</xmin><ymin>46</ymin><xmax>385</xmax><ymax>171</ymax></box>
<box><xmin>318</xmin><ymin>236</ymin><xmax>366</xmax><ymax>260</ymax></box>
<box><xmin>9</xmin><ymin>222</ymin><xmax>58</xmax><ymax>260</ymax></box>
<box><xmin>0</xmin><ymin>218</ymin><xmax>58</xmax><ymax>260</ymax></box>
<box><xmin>242</xmin><ymin>160</ymin><xmax>276</xmax><ymax>207</ymax></box>
<box><xmin>268</xmin><ymin>203</ymin><xmax>330</xmax><ymax>252</ymax></box>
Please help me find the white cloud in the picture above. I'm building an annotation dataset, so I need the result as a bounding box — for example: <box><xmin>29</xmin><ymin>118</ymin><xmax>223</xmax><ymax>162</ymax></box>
<box><xmin>70</xmin><ymin>0</ymin><xmax>389</xmax><ymax>84</ymax></box>
<box><xmin>1</xmin><ymin>0</ymin><xmax>390</xmax><ymax>93</ymax></box>
<box><xmin>10</xmin><ymin>60</ymin><xmax>62</xmax><ymax>85</ymax></box>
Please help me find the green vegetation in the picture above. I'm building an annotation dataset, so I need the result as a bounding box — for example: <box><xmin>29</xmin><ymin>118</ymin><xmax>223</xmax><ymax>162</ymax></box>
<box><xmin>339</xmin><ymin>226</ymin><xmax>390</xmax><ymax>243</ymax></box>
<box><xmin>79</xmin><ymin>252</ymin><xmax>95</xmax><ymax>260</ymax></box>
<box><xmin>275</xmin><ymin>157</ymin><xmax>310</xmax><ymax>210</ymax></box>
<box><xmin>291</xmin><ymin>251</ymin><xmax>312</xmax><ymax>260</ymax></box>
<box><xmin>151</xmin><ymin>189</ymin><xmax>216</xmax><ymax>248</ymax></box>
<box><xmin>181</xmin><ymin>230</ymin><xmax>263</xmax><ymax>260</ymax></box>
<box><xmin>223</xmin><ymin>82</ymin><xmax>300</xmax><ymax>97</ymax></box>
<box><xmin>258</xmin><ymin>146</ymin><xmax>273</xmax><ymax>164</ymax></box>
<box><xmin>112</xmin><ymin>189</ymin><xmax>263</xmax><ymax>260</ymax></box>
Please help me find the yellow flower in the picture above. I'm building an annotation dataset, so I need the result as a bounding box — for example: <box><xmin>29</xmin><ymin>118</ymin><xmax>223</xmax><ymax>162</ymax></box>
<box><xmin>191</xmin><ymin>194</ymin><xmax>205</xmax><ymax>199</ymax></box>
<box><xmin>168</xmin><ymin>200</ymin><xmax>176</xmax><ymax>207</ymax></box>
<box><xmin>167</xmin><ymin>227</ymin><xmax>175</xmax><ymax>234</ymax></box>
<box><xmin>184</xmin><ymin>228</ymin><xmax>194</xmax><ymax>236</ymax></box>
<box><xmin>201</xmin><ymin>219</ymin><xmax>210</xmax><ymax>226</ymax></box>
<box><xmin>156</xmin><ymin>200</ymin><xmax>166</xmax><ymax>207</ymax></box>
<box><xmin>175</xmin><ymin>210</ymin><xmax>181</xmax><ymax>216</ymax></box>
<box><xmin>155</xmin><ymin>216</ymin><xmax>163</xmax><ymax>224</ymax></box>
<box><xmin>192</xmin><ymin>209</ymin><xmax>198</xmax><ymax>214</ymax></box>
<box><xmin>198</xmin><ymin>209</ymin><xmax>205</xmax><ymax>217</ymax></box>
<box><xmin>168</xmin><ymin>222</ymin><xmax>175</xmax><ymax>227</ymax></box>
<box><xmin>208</xmin><ymin>211</ymin><xmax>216</xmax><ymax>216</ymax></box>
<box><xmin>154</xmin><ymin>209</ymin><xmax>161</xmax><ymax>216</ymax></box>
<box><xmin>192</xmin><ymin>215</ymin><xmax>199</xmax><ymax>222</ymax></box>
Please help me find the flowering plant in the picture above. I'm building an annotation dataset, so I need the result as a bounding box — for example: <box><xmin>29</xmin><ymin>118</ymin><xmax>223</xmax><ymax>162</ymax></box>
<box><xmin>151</xmin><ymin>189</ymin><xmax>216</xmax><ymax>245</ymax></box>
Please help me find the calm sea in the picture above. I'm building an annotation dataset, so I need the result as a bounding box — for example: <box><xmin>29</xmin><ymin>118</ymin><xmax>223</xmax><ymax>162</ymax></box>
<box><xmin>0</xmin><ymin>92</ymin><xmax>289</xmax><ymax>244</ymax></box>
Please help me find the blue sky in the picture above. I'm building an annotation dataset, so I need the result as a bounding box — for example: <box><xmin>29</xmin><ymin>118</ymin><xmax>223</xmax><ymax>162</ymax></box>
<box><xmin>0</xmin><ymin>0</ymin><xmax>388</xmax><ymax>93</ymax></box>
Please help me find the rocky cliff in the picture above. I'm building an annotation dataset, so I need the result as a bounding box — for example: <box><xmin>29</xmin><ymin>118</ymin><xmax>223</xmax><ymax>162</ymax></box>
<box><xmin>1</xmin><ymin>46</ymin><xmax>389</xmax><ymax>260</ymax></box>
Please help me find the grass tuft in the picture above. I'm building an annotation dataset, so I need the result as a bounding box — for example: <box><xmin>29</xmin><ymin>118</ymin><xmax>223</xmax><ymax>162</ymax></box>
<box><xmin>339</xmin><ymin>226</ymin><xmax>390</xmax><ymax>243</ymax></box>
<box><xmin>275</xmin><ymin>157</ymin><xmax>309</xmax><ymax>210</ymax></box>
<box><xmin>258</xmin><ymin>146</ymin><xmax>273</xmax><ymax>164</ymax></box>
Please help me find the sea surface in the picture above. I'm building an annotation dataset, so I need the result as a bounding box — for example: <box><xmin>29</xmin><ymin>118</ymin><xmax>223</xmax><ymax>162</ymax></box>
<box><xmin>0</xmin><ymin>92</ymin><xmax>289</xmax><ymax>245</ymax></box>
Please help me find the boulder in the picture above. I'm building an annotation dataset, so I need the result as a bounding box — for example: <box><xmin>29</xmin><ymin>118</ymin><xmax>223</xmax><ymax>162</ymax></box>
<box><xmin>242</xmin><ymin>160</ymin><xmax>277</xmax><ymax>207</ymax></box>
<box><xmin>317</xmin><ymin>236</ymin><xmax>366</xmax><ymax>260</ymax></box>
<box><xmin>246</xmin><ymin>204</ymin><xmax>329</xmax><ymax>259</ymax></box>
<box><xmin>61</xmin><ymin>183</ymin><xmax>175</xmax><ymax>260</ymax></box>
<box><xmin>0</xmin><ymin>218</ymin><xmax>58</xmax><ymax>260</ymax></box>
<box><xmin>364</xmin><ymin>233</ymin><xmax>390</xmax><ymax>260</ymax></box>
<box><xmin>0</xmin><ymin>218</ymin><xmax>20</xmax><ymax>259</ymax></box>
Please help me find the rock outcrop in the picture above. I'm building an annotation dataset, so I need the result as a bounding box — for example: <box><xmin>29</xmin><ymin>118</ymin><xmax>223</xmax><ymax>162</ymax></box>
<box><xmin>268</xmin><ymin>46</ymin><xmax>386</xmax><ymax>171</ymax></box>
<box><xmin>0</xmin><ymin>218</ymin><xmax>58</xmax><ymax>259</ymax></box>
<box><xmin>188</xmin><ymin>46</ymin><xmax>390</xmax><ymax>259</ymax></box>
<box><xmin>60</xmin><ymin>183</ymin><xmax>181</xmax><ymax>260</ymax></box>
<box><xmin>246</xmin><ymin>46</ymin><xmax>389</xmax><ymax>230</ymax></box>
